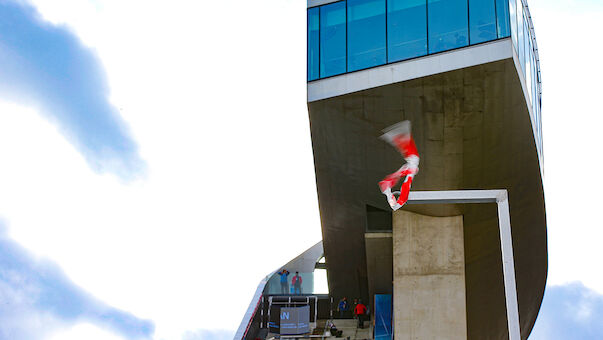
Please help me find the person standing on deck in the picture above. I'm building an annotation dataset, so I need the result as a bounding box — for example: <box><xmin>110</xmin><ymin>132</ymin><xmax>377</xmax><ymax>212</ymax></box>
<box><xmin>277</xmin><ymin>269</ymin><xmax>290</xmax><ymax>294</ymax></box>
<box><xmin>292</xmin><ymin>271</ymin><xmax>303</xmax><ymax>294</ymax></box>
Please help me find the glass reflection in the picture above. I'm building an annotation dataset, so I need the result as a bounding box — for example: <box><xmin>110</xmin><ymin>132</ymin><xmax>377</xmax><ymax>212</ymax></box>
<box><xmin>525</xmin><ymin>47</ymin><xmax>532</xmax><ymax>100</ymax></box>
<box><xmin>509</xmin><ymin>0</ymin><xmax>518</xmax><ymax>48</ymax></box>
<box><xmin>308</xmin><ymin>7</ymin><xmax>320</xmax><ymax>81</ymax></box>
<box><xmin>469</xmin><ymin>0</ymin><xmax>496</xmax><ymax>45</ymax></box>
<box><xmin>428</xmin><ymin>0</ymin><xmax>469</xmax><ymax>53</ymax></box>
<box><xmin>265</xmin><ymin>271</ymin><xmax>328</xmax><ymax>295</ymax></box>
<box><xmin>496</xmin><ymin>0</ymin><xmax>510</xmax><ymax>38</ymax></box>
<box><xmin>387</xmin><ymin>0</ymin><xmax>427</xmax><ymax>62</ymax></box>
<box><xmin>308</xmin><ymin>0</ymin><xmax>532</xmax><ymax>81</ymax></box>
<box><xmin>517</xmin><ymin>3</ymin><xmax>525</xmax><ymax>70</ymax></box>
<box><xmin>532</xmin><ymin>54</ymin><xmax>537</xmax><ymax>115</ymax></box>
<box><xmin>516</xmin><ymin>0</ymin><xmax>523</xmax><ymax>34</ymax></box>
<box><xmin>347</xmin><ymin>0</ymin><xmax>387</xmax><ymax>72</ymax></box>
<box><xmin>320</xmin><ymin>2</ymin><xmax>346</xmax><ymax>78</ymax></box>
<box><xmin>523</xmin><ymin>19</ymin><xmax>529</xmax><ymax>75</ymax></box>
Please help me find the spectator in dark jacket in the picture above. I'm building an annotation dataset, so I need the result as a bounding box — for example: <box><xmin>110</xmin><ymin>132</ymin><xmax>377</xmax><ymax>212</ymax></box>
<box><xmin>337</xmin><ymin>297</ymin><xmax>349</xmax><ymax>318</ymax></box>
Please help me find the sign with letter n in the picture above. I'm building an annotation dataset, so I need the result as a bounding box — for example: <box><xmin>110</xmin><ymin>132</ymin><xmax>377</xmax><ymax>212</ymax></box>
<box><xmin>280</xmin><ymin>306</ymin><xmax>310</xmax><ymax>335</ymax></box>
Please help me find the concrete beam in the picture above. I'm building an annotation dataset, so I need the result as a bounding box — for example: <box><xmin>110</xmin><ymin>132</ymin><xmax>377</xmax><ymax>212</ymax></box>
<box><xmin>307</xmin><ymin>0</ymin><xmax>340</xmax><ymax>8</ymax></box>
<box><xmin>307</xmin><ymin>39</ymin><xmax>512</xmax><ymax>102</ymax></box>
<box><xmin>406</xmin><ymin>189</ymin><xmax>507</xmax><ymax>205</ymax></box>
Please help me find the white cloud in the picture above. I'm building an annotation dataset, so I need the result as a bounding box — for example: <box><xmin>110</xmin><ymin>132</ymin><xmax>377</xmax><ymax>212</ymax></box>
<box><xmin>47</xmin><ymin>323</ymin><xmax>127</xmax><ymax>340</ymax></box>
<box><xmin>182</xmin><ymin>329</ymin><xmax>235</xmax><ymax>340</ymax></box>
<box><xmin>529</xmin><ymin>1</ymin><xmax>603</xmax><ymax>293</ymax></box>
<box><xmin>530</xmin><ymin>282</ymin><xmax>603</xmax><ymax>339</ymax></box>
<box><xmin>0</xmin><ymin>269</ymin><xmax>59</xmax><ymax>339</ymax></box>
<box><xmin>0</xmin><ymin>257</ymin><xmax>70</xmax><ymax>340</ymax></box>
<box><xmin>1</xmin><ymin>0</ymin><xmax>320</xmax><ymax>337</ymax></box>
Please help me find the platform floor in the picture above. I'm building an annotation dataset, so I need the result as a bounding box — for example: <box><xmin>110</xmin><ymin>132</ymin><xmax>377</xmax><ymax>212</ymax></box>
<box><xmin>328</xmin><ymin>319</ymin><xmax>372</xmax><ymax>339</ymax></box>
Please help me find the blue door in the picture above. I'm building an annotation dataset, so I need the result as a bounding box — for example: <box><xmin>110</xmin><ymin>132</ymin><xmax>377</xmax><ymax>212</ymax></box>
<box><xmin>374</xmin><ymin>294</ymin><xmax>392</xmax><ymax>340</ymax></box>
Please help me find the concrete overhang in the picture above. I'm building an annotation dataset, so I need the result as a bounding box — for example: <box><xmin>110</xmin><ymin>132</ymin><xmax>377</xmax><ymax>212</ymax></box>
<box><xmin>308</xmin><ymin>38</ymin><xmax>513</xmax><ymax>102</ymax></box>
<box><xmin>307</xmin><ymin>0</ymin><xmax>342</xmax><ymax>8</ymax></box>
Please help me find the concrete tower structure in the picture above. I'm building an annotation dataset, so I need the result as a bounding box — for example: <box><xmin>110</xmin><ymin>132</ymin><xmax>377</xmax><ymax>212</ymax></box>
<box><xmin>237</xmin><ymin>0</ymin><xmax>545</xmax><ymax>338</ymax></box>
<box><xmin>306</xmin><ymin>0</ymin><xmax>545</xmax><ymax>338</ymax></box>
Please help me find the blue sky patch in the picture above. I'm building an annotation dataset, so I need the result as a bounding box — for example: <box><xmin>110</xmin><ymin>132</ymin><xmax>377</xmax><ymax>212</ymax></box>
<box><xmin>530</xmin><ymin>282</ymin><xmax>603</xmax><ymax>339</ymax></box>
<box><xmin>0</xmin><ymin>221</ymin><xmax>154</xmax><ymax>339</ymax></box>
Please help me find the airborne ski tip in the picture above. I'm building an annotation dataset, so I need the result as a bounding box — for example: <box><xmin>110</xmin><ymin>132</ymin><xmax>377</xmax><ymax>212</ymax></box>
<box><xmin>379</xmin><ymin>120</ymin><xmax>411</xmax><ymax>145</ymax></box>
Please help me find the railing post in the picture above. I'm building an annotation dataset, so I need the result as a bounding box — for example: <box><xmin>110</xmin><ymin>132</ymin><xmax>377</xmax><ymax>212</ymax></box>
<box><xmin>496</xmin><ymin>191</ymin><xmax>521</xmax><ymax>340</ymax></box>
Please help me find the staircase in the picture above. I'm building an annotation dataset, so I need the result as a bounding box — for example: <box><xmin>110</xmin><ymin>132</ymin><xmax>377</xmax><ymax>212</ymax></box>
<box><xmin>320</xmin><ymin>319</ymin><xmax>373</xmax><ymax>340</ymax></box>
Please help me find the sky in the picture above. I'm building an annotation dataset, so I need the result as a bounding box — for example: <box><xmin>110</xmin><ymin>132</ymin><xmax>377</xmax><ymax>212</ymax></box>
<box><xmin>0</xmin><ymin>0</ymin><xmax>601</xmax><ymax>339</ymax></box>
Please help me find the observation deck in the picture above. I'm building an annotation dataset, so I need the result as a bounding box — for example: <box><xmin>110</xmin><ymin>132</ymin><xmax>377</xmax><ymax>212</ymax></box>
<box><xmin>307</xmin><ymin>0</ymin><xmax>542</xmax><ymax>164</ymax></box>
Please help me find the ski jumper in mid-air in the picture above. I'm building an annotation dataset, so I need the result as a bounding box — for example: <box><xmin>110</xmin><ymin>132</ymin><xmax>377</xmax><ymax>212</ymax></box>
<box><xmin>378</xmin><ymin>121</ymin><xmax>420</xmax><ymax>211</ymax></box>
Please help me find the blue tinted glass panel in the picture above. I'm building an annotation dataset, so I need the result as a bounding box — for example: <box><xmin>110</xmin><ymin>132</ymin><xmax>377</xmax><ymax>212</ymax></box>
<box><xmin>347</xmin><ymin>0</ymin><xmax>386</xmax><ymax>72</ymax></box>
<box><xmin>537</xmin><ymin>94</ymin><xmax>541</xmax><ymax>150</ymax></box>
<box><xmin>469</xmin><ymin>0</ymin><xmax>496</xmax><ymax>45</ymax></box>
<box><xmin>428</xmin><ymin>0</ymin><xmax>469</xmax><ymax>53</ymax></box>
<box><xmin>532</xmin><ymin>56</ymin><xmax>538</xmax><ymax>112</ymax></box>
<box><xmin>516</xmin><ymin>0</ymin><xmax>522</xmax><ymax>29</ymax></box>
<box><xmin>387</xmin><ymin>0</ymin><xmax>427</xmax><ymax>62</ymax></box>
<box><xmin>509</xmin><ymin>0</ymin><xmax>517</xmax><ymax>48</ymax></box>
<box><xmin>523</xmin><ymin>18</ymin><xmax>529</xmax><ymax>75</ymax></box>
<box><xmin>532</xmin><ymin>63</ymin><xmax>540</xmax><ymax>119</ymax></box>
<box><xmin>308</xmin><ymin>8</ymin><xmax>320</xmax><ymax>81</ymax></box>
<box><xmin>531</xmin><ymin>45</ymin><xmax>536</xmax><ymax>107</ymax></box>
<box><xmin>320</xmin><ymin>2</ymin><xmax>346</xmax><ymax>78</ymax></box>
<box><xmin>531</xmin><ymin>53</ymin><xmax>536</xmax><ymax>109</ymax></box>
<box><xmin>495</xmin><ymin>0</ymin><xmax>510</xmax><ymax>38</ymax></box>
<box><xmin>516</xmin><ymin>3</ymin><xmax>524</xmax><ymax>71</ymax></box>
<box><xmin>525</xmin><ymin>47</ymin><xmax>532</xmax><ymax>100</ymax></box>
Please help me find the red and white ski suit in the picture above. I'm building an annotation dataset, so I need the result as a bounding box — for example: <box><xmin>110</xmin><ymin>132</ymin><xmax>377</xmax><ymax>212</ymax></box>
<box><xmin>378</xmin><ymin>121</ymin><xmax>420</xmax><ymax>210</ymax></box>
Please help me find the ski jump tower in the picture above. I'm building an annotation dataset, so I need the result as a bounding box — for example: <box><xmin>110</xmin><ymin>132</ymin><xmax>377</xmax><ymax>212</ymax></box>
<box><xmin>306</xmin><ymin>0</ymin><xmax>545</xmax><ymax>338</ymax></box>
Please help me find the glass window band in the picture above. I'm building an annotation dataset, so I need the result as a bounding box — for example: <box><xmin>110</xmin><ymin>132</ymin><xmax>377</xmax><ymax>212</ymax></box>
<box><xmin>309</xmin><ymin>0</ymin><xmax>521</xmax><ymax>81</ymax></box>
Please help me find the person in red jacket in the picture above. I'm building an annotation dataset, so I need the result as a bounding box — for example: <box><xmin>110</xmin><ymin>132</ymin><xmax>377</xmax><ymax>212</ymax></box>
<box><xmin>354</xmin><ymin>299</ymin><xmax>368</xmax><ymax>329</ymax></box>
<box><xmin>292</xmin><ymin>271</ymin><xmax>303</xmax><ymax>294</ymax></box>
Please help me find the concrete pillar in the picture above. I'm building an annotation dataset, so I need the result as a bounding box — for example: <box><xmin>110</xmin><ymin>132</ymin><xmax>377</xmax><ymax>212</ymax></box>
<box><xmin>393</xmin><ymin>210</ymin><xmax>467</xmax><ymax>339</ymax></box>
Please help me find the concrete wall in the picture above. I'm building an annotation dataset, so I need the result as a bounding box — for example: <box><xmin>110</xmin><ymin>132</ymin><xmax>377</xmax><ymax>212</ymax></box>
<box><xmin>365</xmin><ymin>233</ymin><xmax>393</xmax><ymax>306</ymax></box>
<box><xmin>393</xmin><ymin>210</ymin><xmax>466</xmax><ymax>339</ymax></box>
